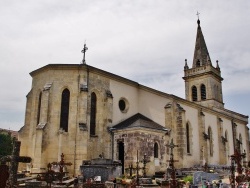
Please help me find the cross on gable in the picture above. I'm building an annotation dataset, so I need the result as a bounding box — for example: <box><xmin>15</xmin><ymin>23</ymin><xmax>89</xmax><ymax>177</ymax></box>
<box><xmin>81</xmin><ymin>43</ymin><xmax>88</xmax><ymax>64</ymax></box>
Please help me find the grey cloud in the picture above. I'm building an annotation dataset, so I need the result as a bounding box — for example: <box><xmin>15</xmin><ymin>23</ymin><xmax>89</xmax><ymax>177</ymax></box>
<box><xmin>0</xmin><ymin>0</ymin><xmax>249</xmax><ymax>130</ymax></box>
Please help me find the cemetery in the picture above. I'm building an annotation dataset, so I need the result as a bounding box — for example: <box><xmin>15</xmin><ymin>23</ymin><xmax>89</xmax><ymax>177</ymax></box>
<box><xmin>1</xmin><ymin>139</ymin><xmax>250</xmax><ymax>188</ymax></box>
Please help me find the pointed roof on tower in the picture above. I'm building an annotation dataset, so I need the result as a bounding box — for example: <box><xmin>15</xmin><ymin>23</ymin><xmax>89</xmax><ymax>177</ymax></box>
<box><xmin>192</xmin><ymin>19</ymin><xmax>211</xmax><ymax>68</ymax></box>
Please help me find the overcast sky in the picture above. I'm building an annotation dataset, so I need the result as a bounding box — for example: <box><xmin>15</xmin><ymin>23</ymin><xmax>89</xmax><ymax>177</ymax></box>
<box><xmin>0</xmin><ymin>0</ymin><xmax>249</xmax><ymax>131</ymax></box>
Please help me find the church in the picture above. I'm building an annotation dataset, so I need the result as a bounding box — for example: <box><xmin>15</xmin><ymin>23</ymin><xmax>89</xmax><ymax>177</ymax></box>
<box><xmin>18</xmin><ymin>19</ymin><xmax>249</xmax><ymax>176</ymax></box>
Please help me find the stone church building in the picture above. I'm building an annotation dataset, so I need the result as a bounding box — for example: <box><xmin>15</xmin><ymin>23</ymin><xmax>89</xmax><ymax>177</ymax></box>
<box><xmin>19</xmin><ymin>20</ymin><xmax>249</xmax><ymax>176</ymax></box>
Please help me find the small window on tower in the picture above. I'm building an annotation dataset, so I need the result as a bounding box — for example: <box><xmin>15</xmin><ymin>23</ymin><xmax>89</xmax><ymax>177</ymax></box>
<box><xmin>196</xmin><ymin>60</ymin><xmax>201</xmax><ymax>67</ymax></box>
<box><xmin>201</xmin><ymin>84</ymin><xmax>206</xmax><ymax>100</ymax></box>
<box><xmin>192</xmin><ymin>86</ymin><xmax>197</xmax><ymax>101</ymax></box>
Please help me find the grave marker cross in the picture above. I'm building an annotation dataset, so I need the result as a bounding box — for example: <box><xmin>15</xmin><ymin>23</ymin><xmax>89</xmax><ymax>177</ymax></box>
<box><xmin>51</xmin><ymin>153</ymin><xmax>72</xmax><ymax>184</ymax></box>
<box><xmin>0</xmin><ymin>140</ymin><xmax>32</xmax><ymax>187</ymax></box>
<box><xmin>166</xmin><ymin>139</ymin><xmax>179</xmax><ymax>188</ymax></box>
<box><xmin>229</xmin><ymin>149</ymin><xmax>246</xmax><ymax>188</ymax></box>
<box><xmin>141</xmin><ymin>154</ymin><xmax>150</xmax><ymax>178</ymax></box>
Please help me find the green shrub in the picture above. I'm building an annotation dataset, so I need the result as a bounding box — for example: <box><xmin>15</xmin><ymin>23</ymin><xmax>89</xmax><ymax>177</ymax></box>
<box><xmin>0</xmin><ymin>133</ymin><xmax>14</xmax><ymax>158</ymax></box>
<box><xmin>182</xmin><ymin>175</ymin><xmax>193</xmax><ymax>183</ymax></box>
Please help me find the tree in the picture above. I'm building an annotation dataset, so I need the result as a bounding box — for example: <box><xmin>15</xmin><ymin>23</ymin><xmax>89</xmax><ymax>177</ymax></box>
<box><xmin>0</xmin><ymin>133</ymin><xmax>13</xmax><ymax>158</ymax></box>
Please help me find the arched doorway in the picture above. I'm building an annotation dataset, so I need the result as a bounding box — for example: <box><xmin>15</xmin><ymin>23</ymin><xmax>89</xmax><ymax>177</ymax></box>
<box><xmin>118</xmin><ymin>142</ymin><xmax>124</xmax><ymax>174</ymax></box>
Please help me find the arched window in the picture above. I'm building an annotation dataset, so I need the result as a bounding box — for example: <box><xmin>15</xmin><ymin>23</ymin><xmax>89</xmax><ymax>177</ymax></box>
<box><xmin>192</xmin><ymin>86</ymin><xmax>197</xmax><ymax>101</ymax></box>
<box><xmin>186</xmin><ymin>123</ymin><xmax>190</xmax><ymax>154</ymax></box>
<box><xmin>37</xmin><ymin>92</ymin><xmax>42</xmax><ymax>125</ymax></box>
<box><xmin>90</xmin><ymin>92</ymin><xmax>97</xmax><ymax>136</ymax></box>
<box><xmin>208</xmin><ymin>127</ymin><xmax>213</xmax><ymax>156</ymax></box>
<box><xmin>201</xmin><ymin>84</ymin><xmax>206</xmax><ymax>100</ymax></box>
<box><xmin>154</xmin><ymin>143</ymin><xmax>159</xmax><ymax>158</ymax></box>
<box><xmin>60</xmin><ymin>89</ymin><xmax>70</xmax><ymax>132</ymax></box>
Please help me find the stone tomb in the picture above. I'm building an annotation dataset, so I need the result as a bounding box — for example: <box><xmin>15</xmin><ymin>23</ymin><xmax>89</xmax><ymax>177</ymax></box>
<box><xmin>193</xmin><ymin>171</ymin><xmax>219</xmax><ymax>185</ymax></box>
<box><xmin>80</xmin><ymin>158</ymin><xmax>122</xmax><ymax>182</ymax></box>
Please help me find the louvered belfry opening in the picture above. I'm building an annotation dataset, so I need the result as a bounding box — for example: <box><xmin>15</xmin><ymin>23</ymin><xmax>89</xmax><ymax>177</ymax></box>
<box><xmin>201</xmin><ymin>84</ymin><xmax>206</xmax><ymax>100</ymax></box>
<box><xmin>192</xmin><ymin>86</ymin><xmax>197</xmax><ymax>101</ymax></box>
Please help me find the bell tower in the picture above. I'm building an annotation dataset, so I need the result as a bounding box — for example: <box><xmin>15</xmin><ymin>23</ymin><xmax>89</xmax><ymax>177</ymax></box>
<box><xmin>183</xmin><ymin>19</ymin><xmax>224</xmax><ymax>108</ymax></box>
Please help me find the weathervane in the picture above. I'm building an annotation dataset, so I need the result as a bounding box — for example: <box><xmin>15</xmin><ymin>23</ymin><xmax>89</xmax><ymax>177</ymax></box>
<box><xmin>81</xmin><ymin>42</ymin><xmax>88</xmax><ymax>64</ymax></box>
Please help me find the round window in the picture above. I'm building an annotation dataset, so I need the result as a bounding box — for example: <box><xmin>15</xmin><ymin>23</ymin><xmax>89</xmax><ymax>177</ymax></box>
<box><xmin>119</xmin><ymin>98</ymin><xmax>129</xmax><ymax>113</ymax></box>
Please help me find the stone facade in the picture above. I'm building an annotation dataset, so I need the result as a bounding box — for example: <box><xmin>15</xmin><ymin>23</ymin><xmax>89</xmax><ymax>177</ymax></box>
<box><xmin>18</xmin><ymin>20</ymin><xmax>249</xmax><ymax>176</ymax></box>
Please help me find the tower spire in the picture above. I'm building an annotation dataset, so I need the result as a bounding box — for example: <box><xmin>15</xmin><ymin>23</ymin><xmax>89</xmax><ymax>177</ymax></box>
<box><xmin>183</xmin><ymin>16</ymin><xmax>224</xmax><ymax>108</ymax></box>
<box><xmin>81</xmin><ymin>42</ymin><xmax>88</xmax><ymax>64</ymax></box>
<box><xmin>192</xmin><ymin>16</ymin><xmax>211</xmax><ymax>68</ymax></box>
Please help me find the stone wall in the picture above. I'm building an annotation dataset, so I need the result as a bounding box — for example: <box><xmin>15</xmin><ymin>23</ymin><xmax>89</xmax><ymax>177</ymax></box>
<box><xmin>114</xmin><ymin>129</ymin><xmax>167</xmax><ymax>176</ymax></box>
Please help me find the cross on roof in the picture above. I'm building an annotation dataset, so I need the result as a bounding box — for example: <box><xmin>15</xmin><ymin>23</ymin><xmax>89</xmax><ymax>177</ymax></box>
<box><xmin>81</xmin><ymin>42</ymin><xmax>88</xmax><ymax>64</ymax></box>
<box><xmin>196</xmin><ymin>11</ymin><xmax>200</xmax><ymax>19</ymax></box>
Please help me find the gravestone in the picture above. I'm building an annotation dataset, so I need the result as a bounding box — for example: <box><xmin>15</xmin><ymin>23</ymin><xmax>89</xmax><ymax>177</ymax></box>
<box><xmin>0</xmin><ymin>140</ymin><xmax>32</xmax><ymax>187</ymax></box>
<box><xmin>9</xmin><ymin>140</ymin><xmax>32</xmax><ymax>186</ymax></box>
<box><xmin>193</xmin><ymin>171</ymin><xmax>219</xmax><ymax>185</ymax></box>
<box><xmin>80</xmin><ymin>158</ymin><xmax>122</xmax><ymax>182</ymax></box>
<box><xmin>0</xmin><ymin>163</ymin><xmax>9</xmax><ymax>188</ymax></box>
